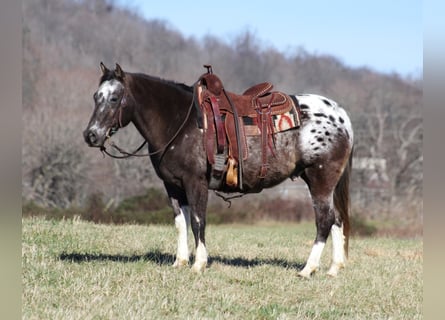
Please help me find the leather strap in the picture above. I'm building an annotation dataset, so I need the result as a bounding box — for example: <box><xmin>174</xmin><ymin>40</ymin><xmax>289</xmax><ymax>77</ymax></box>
<box><xmin>256</xmin><ymin>93</ymin><xmax>276</xmax><ymax>178</ymax></box>
<box><xmin>223</xmin><ymin>88</ymin><xmax>244</xmax><ymax>189</ymax></box>
<box><xmin>209</xmin><ymin>96</ymin><xmax>226</xmax><ymax>153</ymax></box>
<box><xmin>204</xmin><ymin>103</ymin><xmax>215</xmax><ymax>164</ymax></box>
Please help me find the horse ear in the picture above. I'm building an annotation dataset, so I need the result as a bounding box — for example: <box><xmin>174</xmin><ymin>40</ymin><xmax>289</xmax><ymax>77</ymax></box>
<box><xmin>100</xmin><ymin>62</ymin><xmax>109</xmax><ymax>75</ymax></box>
<box><xmin>115</xmin><ymin>63</ymin><xmax>125</xmax><ymax>79</ymax></box>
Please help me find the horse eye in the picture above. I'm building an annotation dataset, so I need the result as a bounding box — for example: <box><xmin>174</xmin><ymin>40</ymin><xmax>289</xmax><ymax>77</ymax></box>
<box><xmin>110</xmin><ymin>95</ymin><xmax>119</xmax><ymax>103</ymax></box>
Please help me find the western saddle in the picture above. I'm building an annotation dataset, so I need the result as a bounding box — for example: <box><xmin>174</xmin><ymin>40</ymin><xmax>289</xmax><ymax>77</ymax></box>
<box><xmin>195</xmin><ymin>65</ymin><xmax>300</xmax><ymax>190</ymax></box>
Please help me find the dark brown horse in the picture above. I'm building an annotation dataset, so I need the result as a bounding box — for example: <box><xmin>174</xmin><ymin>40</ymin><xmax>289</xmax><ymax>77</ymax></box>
<box><xmin>83</xmin><ymin>63</ymin><xmax>354</xmax><ymax>277</ymax></box>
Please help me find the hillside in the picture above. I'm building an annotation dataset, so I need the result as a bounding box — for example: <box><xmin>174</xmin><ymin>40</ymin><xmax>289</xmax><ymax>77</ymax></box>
<box><xmin>22</xmin><ymin>0</ymin><xmax>422</xmax><ymax>224</ymax></box>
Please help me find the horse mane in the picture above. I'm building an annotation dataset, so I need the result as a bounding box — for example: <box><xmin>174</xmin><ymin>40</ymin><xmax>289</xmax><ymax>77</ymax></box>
<box><xmin>98</xmin><ymin>70</ymin><xmax>193</xmax><ymax>94</ymax></box>
<box><xmin>130</xmin><ymin>72</ymin><xmax>194</xmax><ymax>94</ymax></box>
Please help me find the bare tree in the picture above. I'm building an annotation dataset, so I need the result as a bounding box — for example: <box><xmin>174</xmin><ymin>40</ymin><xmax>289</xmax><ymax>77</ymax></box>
<box><xmin>22</xmin><ymin>0</ymin><xmax>422</xmax><ymax>222</ymax></box>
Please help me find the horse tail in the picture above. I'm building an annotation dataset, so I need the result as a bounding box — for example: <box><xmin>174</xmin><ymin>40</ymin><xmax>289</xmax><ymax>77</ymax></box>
<box><xmin>333</xmin><ymin>146</ymin><xmax>353</xmax><ymax>258</ymax></box>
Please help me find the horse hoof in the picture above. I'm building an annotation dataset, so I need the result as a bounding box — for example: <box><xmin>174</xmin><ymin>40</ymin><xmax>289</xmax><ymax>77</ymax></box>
<box><xmin>327</xmin><ymin>263</ymin><xmax>344</xmax><ymax>277</ymax></box>
<box><xmin>172</xmin><ymin>259</ymin><xmax>189</xmax><ymax>268</ymax></box>
<box><xmin>297</xmin><ymin>270</ymin><xmax>312</xmax><ymax>279</ymax></box>
<box><xmin>326</xmin><ymin>270</ymin><xmax>338</xmax><ymax>277</ymax></box>
<box><xmin>191</xmin><ymin>262</ymin><xmax>207</xmax><ymax>273</ymax></box>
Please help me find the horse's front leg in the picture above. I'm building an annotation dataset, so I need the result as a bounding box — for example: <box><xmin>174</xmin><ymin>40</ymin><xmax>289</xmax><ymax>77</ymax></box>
<box><xmin>171</xmin><ymin>198</ymin><xmax>191</xmax><ymax>267</ymax></box>
<box><xmin>185</xmin><ymin>179</ymin><xmax>209</xmax><ymax>273</ymax></box>
<box><xmin>165</xmin><ymin>184</ymin><xmax>190</xmax><ymax>267</ymax></box>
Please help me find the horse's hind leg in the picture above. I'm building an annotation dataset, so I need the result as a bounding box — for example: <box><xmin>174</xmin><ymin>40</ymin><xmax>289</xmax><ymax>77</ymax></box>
<box><xmin>298</xmin><ymin>194</ymin><xmax>334</xmax><ymax>278</ymax></box>
<box><xmin>165</xmin><ymin>183</ymin><xmax>190</xmax><ymax>267</ymax></box>
<box><xmin>298</xmin><ymin>164</ymin><xmax>346</xmax><ymax>278</ymax></box>
<box><xmin>327</xmin><ymin>223</ymin><xmax>346</xmax><ymax>277</ymax></box>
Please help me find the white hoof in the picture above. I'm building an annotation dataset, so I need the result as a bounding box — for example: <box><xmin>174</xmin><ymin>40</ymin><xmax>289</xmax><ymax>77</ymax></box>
<box><xmin>191</xmin><ymin>261</ymin><xmax>207</xmax><ymax>273</ymax></box>
<box><xmin>298</xmin><ymin>265</ymin><xmax>317</xmax><ymax>278</ymax></box>
<box><xmin>191</xmin><ymin>240</ymin><xmax>207</xmax><ymax>273</ymax></box>
<box><xmin>326</xmin><ymin>262</ymin><xmax>344</xmax><ymax>277</ymax></box>
<box><xmin>172</xmin><ymin>258</ymin><xmax>189</xmax><ymax>268</ymax></box>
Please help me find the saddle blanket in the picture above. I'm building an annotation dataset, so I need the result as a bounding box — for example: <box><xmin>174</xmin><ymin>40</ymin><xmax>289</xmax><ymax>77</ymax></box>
<box><xmin>241</xmin><ymin>105</ymin><xmax>300</xmax><ymax>136</ymax></box>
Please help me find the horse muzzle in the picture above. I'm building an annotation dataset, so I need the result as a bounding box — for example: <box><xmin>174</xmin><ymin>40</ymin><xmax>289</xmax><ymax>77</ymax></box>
<box><xmin>83</xmin><ymin>128</ymin><xmax>101</xmax><ymax>147</ymax></box>
<box><xmin>83</xmin><ymin>126</ymin><xmax>118</xmax><ymax>148</ymax></box>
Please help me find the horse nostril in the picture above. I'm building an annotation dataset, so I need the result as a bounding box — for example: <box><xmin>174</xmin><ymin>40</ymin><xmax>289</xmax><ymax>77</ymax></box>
<box><xmin>84</xmin><ymin>129</ymin><xmax>97</xmax><ymax>145</ymax></box>
<box><xmin>88</xmin><ymin>132</ymin><xmax>97</xmax><ymax>144</ymax></box>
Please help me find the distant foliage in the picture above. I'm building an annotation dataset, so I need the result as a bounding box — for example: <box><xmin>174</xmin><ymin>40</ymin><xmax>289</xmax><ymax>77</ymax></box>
<box><xmin>23</xmin><ymin>188</ymin><xmax>315</xmax><ymax>226</ymax></box>
<box><xmin>27</xmin><ymin>142</ymin><xmax>87</xmax><ymax>208</ymax></box>
<box><xmin>22</xmin><ymin>0</ymin><xmax>422</xmax><ymax>225</ymax></box>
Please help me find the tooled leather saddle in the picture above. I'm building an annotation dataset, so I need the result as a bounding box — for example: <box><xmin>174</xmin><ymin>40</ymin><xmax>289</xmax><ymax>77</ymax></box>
<box><xmin>195</xmin><ymin>65</ymin><xmax>300</xmax><ymax>190</ymax></box>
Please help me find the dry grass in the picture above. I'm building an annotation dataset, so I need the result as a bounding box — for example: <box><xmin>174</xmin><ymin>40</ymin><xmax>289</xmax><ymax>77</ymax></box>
<box><xmin>22</xmin><ymin>217</ymin><xmax>422</xmax><ymax>319</ymax></box>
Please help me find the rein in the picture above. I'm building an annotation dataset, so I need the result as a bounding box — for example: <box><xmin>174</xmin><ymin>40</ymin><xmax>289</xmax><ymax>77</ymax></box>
<box><xmin>101</xmin><ymin>86</ymin><xmax>196</xmax><ymax>159</ymax></box>
<box><xmin>100</xmin><ymin>140</ymin><xmax>148</xmax><ymax>159</ymax></box>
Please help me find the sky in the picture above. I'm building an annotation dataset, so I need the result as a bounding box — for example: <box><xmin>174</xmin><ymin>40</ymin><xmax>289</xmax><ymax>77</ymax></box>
<box><xmin>113</xmin><ymin>0</ymin><xmax>422</xmax><ymax>77</ymax></box>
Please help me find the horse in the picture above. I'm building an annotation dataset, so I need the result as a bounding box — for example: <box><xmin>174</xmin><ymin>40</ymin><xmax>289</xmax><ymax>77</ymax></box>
<box><xmin>83</xmin><ymin>62</ymin><xmax>354</xmax><ymax>278</ymax></box>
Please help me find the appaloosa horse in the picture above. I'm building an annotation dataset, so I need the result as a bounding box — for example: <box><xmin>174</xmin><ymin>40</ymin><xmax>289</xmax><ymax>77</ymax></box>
<box><xmin>83</xmin><ymin>63</ymin><xmax>354</xmax><ymax>277</ymax></box>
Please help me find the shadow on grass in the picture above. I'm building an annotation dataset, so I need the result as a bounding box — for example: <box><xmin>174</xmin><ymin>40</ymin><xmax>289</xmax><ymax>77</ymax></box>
<box><xmin>60</xmin><ymin>250</ymin><xmax>175</xmax><ymax>265</ymax></box>
<box><xmin>60</xmin><ymin>250</ymin><xmax>304</xmax><ymax>270</ymax></box>
<box><xmin>209</xmin><ymin>256</ymin><xmax>304</xmax><ymax>270</ymax></box>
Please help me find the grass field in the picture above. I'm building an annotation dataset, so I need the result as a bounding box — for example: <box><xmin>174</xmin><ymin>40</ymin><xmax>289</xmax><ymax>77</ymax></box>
<box><xmin>22</xmin><ymin>217</ymin><xmax>422</xmax><ymax>319</ymax></box>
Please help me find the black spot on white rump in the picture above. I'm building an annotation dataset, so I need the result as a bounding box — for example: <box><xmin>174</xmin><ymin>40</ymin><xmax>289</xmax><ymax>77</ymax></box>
<box><xmin>322</xmin><ymin>99</ymin><xmax>332</xmax><ymax>106</ymax></box>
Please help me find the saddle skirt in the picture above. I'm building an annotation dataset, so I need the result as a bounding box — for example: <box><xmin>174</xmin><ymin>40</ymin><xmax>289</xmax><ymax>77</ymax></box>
<box><xmin>195</xmin><ymin>65</ymin><xmax>301</xmax><ymax>190</ymax></box>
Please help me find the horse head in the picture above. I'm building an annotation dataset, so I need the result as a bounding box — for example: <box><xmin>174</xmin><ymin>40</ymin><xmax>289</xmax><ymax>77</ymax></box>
<box><xmin>83</xmin><ymin>62</ymin><xmax>132</xmax><ymax>148</ymax></box>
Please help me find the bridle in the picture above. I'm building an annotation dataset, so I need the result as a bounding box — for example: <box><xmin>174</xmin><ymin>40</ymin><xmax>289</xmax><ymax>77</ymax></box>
<box><xmin>100</xmin><ymin>83</ymin><xmax>196</xmax><ymax>159</ymax></box>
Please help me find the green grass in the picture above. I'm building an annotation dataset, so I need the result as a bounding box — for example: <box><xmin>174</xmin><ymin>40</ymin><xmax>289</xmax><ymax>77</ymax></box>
<box><xmin>22</xmin><ymin>217</ymin><xmax>422</xmax><ymax>319</ymax></box>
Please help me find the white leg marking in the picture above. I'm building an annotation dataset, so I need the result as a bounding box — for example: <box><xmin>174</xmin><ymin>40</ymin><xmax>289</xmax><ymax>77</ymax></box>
<box><xmin>173</xmin><ymin>206</ymin><xmax>190</xmax><ymax>267</ymax></box>
<box><xmin>298</xmin><ymin>242</ymin><xmax>325</xmax><ymax>278</ymax></box>
<box><xmin>192</xmin><ymin>240</ymin><xmax>208</xmax><ymax>273</ymax></box>
<box><xmin>327</xmin><ymin>224</ymin><xmax>346</xmax><ymax>277</ymax></box>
